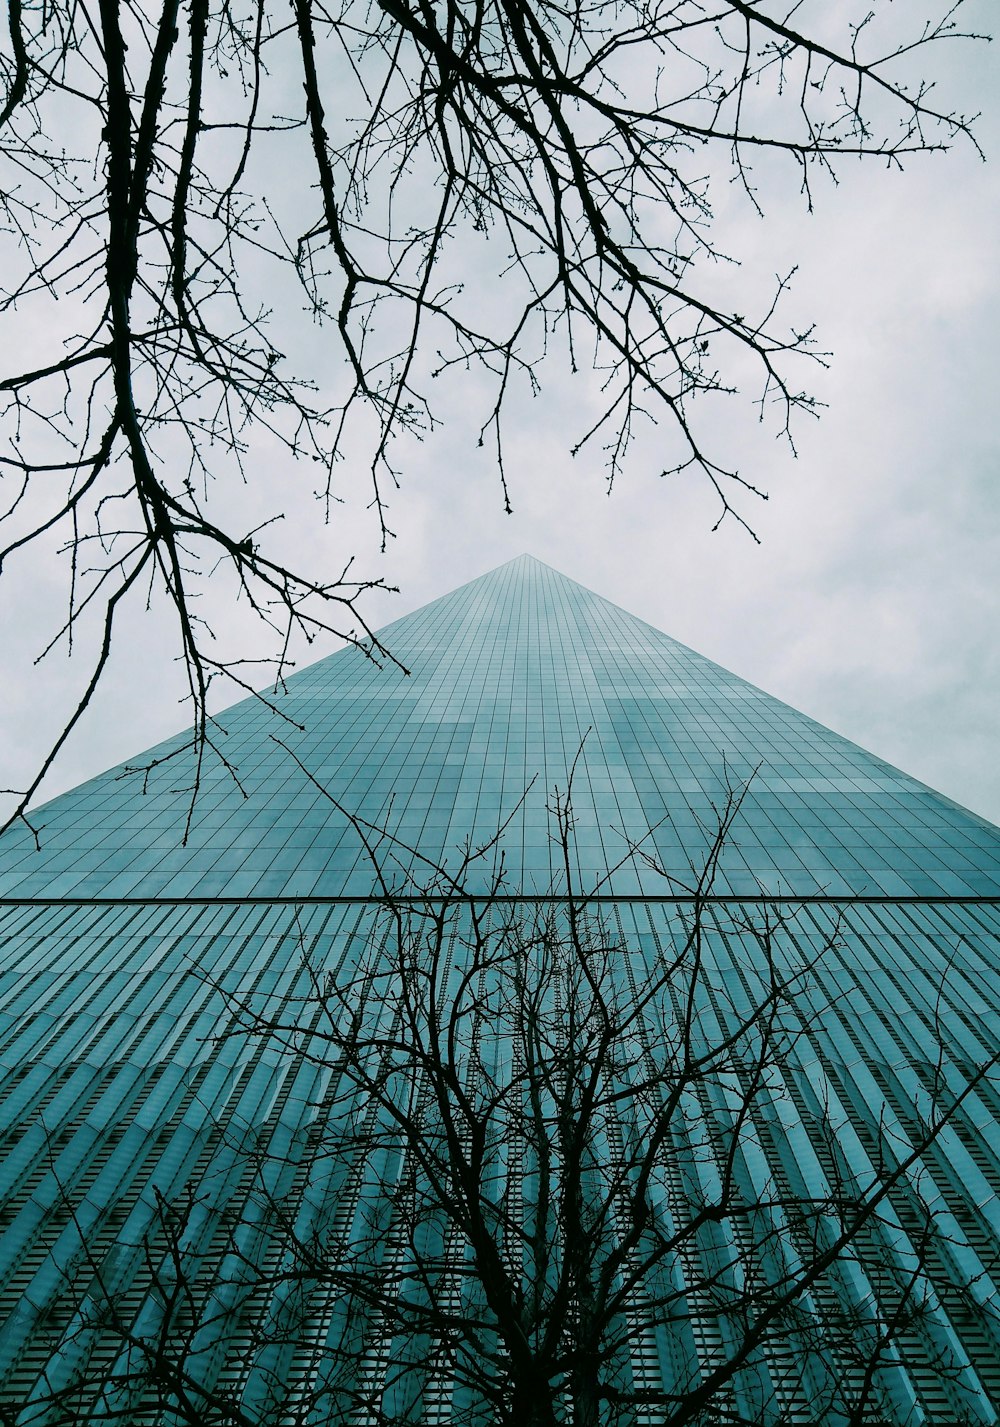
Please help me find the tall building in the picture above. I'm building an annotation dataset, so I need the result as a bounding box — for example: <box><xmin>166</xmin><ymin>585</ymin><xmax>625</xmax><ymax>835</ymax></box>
<box><xmin>0</xmin><ymin>554</ymin><xmax>998</xmax><ymax>1424</ymax></box>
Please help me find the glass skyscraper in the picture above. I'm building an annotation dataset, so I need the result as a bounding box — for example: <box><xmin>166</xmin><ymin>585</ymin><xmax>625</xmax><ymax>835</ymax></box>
<box><xmin>0</xmin><ymin>554</ymin><xmax>998</xmax><ymax>1423</ymax></box>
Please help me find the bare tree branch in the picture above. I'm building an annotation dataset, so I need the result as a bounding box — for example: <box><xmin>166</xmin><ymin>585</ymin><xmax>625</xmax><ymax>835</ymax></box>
<box><xmin>0</xmin><ymin>0</ymin><xmax>988</xmax><ymax>823</ymax></box>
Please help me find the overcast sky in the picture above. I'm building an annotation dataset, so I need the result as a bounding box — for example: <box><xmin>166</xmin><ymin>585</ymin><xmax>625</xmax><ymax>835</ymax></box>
<box><xmin>3</xmin><ymin>4</ymin><xmax>998</xmax><ymax>828</ymax></box>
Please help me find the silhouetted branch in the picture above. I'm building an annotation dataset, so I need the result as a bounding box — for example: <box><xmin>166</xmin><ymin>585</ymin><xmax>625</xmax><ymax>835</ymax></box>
<box><xmin>0</xmin><ymin>0</ymin><xmax>987</xmax><ymax>820</ymax></box>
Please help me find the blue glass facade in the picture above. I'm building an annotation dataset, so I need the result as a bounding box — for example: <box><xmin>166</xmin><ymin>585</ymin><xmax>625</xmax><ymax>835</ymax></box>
<box><xmin>0</xmin><ymin>556</ymin><xmax>998</xmax><ymax>1422</ymax></box>
<box><xmin>3</xmin><ymin>555</ymin><xmax>998</xmax><ymax>903</ymax></box>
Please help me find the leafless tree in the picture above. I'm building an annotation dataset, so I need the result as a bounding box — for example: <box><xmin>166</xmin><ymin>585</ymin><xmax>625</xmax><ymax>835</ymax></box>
<box><xmin>0</xmin><ymin>0</ymin><xmax>989</xmax><ymax>828</ymax></box>
<box><xmin>3</xmin><ymin>777</ymin><xmax>998</xmax><ymax>1422</ymax></box>
<box><xmin>5</xmin><ymin>779</ymin><xmax>980</xmax><ymax>1423</ymax></box>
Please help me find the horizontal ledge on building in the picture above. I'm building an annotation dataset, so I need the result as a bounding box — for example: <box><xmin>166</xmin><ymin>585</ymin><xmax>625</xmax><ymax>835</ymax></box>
<box><xmin>1</xmin><ymin>893</ymin><xmax>999</xmax><ymax>908</ymax></box>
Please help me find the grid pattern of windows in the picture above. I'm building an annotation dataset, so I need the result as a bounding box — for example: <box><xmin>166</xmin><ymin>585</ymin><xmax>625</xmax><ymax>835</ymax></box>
<box><xmin>0</xmin><ymin>556</ymin><xmax>998</xmax><ymax>1423</ymax></box>
<box><xmin>1</xmin><ymin>556</ymin><xmax>998</xmax><ymax>901</ymax></box>
<box><xmin>0</xmin><ymin>899</ymin><xmax>998</xmax><ymax>1421</ymax></box>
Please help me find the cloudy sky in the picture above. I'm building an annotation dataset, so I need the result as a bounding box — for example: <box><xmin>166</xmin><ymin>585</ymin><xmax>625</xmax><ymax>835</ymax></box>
<box><xmin>3</xmin><ymin>3</ymin><xmax>999</xmax><ymax>827</ymax></box>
